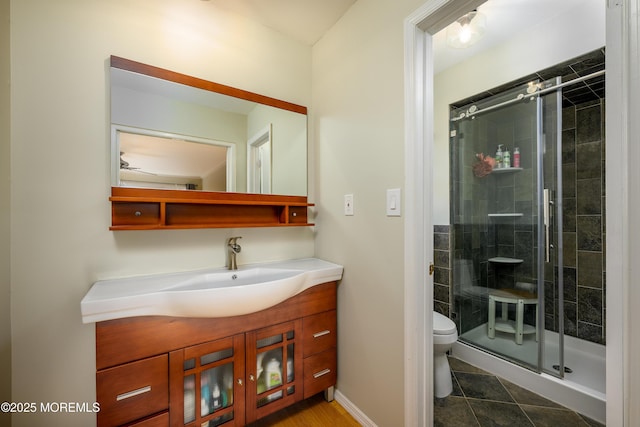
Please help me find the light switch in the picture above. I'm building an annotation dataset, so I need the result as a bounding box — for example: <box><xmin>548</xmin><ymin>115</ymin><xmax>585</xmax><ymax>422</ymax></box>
<box><xmin>386</xmin><ymin>188</ymin><xmax>401</xmax><ymax>217</ymax></box>
<box><xmin>344</xmin><ymin>194</ymin><xmax>354</xmax><ymax>216</ymax></box>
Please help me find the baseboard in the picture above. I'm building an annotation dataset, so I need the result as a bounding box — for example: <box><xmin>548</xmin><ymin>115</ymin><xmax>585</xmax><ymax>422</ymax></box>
<box><xmin>334</xmin><ymin>389</ymin><xmax>377</xmax><ymax>427</ymax></box>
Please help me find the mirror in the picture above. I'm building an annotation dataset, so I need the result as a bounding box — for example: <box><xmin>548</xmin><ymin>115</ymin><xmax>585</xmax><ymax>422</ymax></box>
<box><xmin>110</xmin><ymin>56</ymin><xmax>308</xmax><ymax>196</ymax></box>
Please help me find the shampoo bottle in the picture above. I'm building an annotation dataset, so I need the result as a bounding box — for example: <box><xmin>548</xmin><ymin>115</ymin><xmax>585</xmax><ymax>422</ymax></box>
<box><xmin>495</xmin><ymin>145</ymin><xmax>503</xmax><ymax>168</ymax></box>
<box><xmin>503</xmin><ymin>147</ymin><xmax>511</xmax><ymax>168</ymax></box>
<box><xmin>514</xmin><ymin>147</ymin><xmax>520</xmax><ymax>168</ymax></box>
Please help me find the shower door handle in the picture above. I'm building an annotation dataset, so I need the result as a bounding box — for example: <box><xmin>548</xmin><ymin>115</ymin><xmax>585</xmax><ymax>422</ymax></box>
<box><xmin>544</xmin><ymin>189</ymin><xmax>551</xmax><ymax>262</ymax></box>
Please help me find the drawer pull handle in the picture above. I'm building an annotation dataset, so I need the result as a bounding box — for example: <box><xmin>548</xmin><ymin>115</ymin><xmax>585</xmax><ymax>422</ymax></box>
<box><xmin>116</xmin><ymin>386</ymin><xmax>151</xmax><ymax>401</ymax></box>
<box><xmin>313</xmin><ymin>369</ymin><xmax>331</xmax><ymax>379</ymax></box>
<box><xmin>313</xmin><ymin>330</ymin><xmax>331</xmax><ymax>338</ymax></box>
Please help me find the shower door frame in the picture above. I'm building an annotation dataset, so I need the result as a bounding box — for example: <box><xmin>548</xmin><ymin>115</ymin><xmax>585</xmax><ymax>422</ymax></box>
<box><xmin>536</xmin><ymin>78</ymin><xmax>565</xmax><ymax>379</ymax></box>
<box><xmin>449</xmin><ymin>77</ymin><xmax>568</xmax><ymax>378</ymax></box>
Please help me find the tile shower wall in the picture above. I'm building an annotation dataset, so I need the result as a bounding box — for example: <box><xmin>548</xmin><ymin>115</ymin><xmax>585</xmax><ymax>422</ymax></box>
<box><xmin>560</xmin><ymin>100</ymin><xmax>606</xmax><ymax>344</ymax></box>
<box><xmin>434</xmin><ymin>225</ymin><xmax>452</xmax><ymax>317</ymax></box>
<box><xmin>440</xmin><ymin>100</ymin><xmax>606</xmax><ymax>346</ymax></box>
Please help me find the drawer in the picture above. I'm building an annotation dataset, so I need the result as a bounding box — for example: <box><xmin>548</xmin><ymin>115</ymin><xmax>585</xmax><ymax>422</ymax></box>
<box><xmin>97</xmin><ymin>354</ymin><xmax>168</xmax><ymax>427</ymax></box>
<box><xmin>125</xmin><ymin>411</ymin><xmax>169</xmax><ymax>427</ymax></box>
<box><xmin>303</xmin><ymin>310</ymin><xmax>336</xmax><ymax>357</ymax></box>
<box><xmin>303</xmin><ymin>348</ymin><xmax>337</xmax><ymax>399</ymax></box>
<box><xmin>112</xmin><ymin>202</ymin><xmax>161</xmax><ymax>227</ymax></box>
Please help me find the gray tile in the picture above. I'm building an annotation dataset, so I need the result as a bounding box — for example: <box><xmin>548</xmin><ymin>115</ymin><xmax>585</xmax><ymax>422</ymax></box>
<box><xmin>576</xmin><ymin>141</ymin><xmax>602</xmax><ymax>180</ymax></box>
<box><xmin>563</xmin><ymin>267</ymin><xmax>577</xmax><ymax>303</ymax></box>
<box><xmin>563</xmin><ymin>232</ymin><xmax>577</xmax><ymax>267</ymax></box>
<box><xmin>454</xmin><ymin>372</ymin><xmax>514</xmax><ymax>402</ymax></box>
<box><xmin>563</xmin><ymin>162</ymin><xmax>576</xmax><ymax>197</ymax></box>
<box><xmin>434</xmin><ymin>267</ymin><xmax>450</xmax><ymax>286</ymax></box>
<box><xmin>577</xmin><ymin>216</ymin><xmax>602</xmax><ymax>251</ymax></box>
<box><xmin>434</xmin><ymin>283</ymin><xmax>451</xmax><ymax>304</ymax></box>
<box><xmin>564</xmin><ymin>302</ymin><xmax>578</xmax><ymax>337</ymax></box>
<box><xmin>563</xmin><ymin>198</ymin><xmax>577</xmax><ymax>232</ymax></box>
<box><xmin>578</xmin><ymin>321</ymin><xmax>604</xmax><ymax>344</ymax></box>
<box><xmin>521</xmin><ymin>405</ymin><xmax>591</xmax><ymax>427</ymax></box>
<box><xmin>562</xmin><ymin>129</ymin><xmax>576</xmax><ymax>163</ymax></box>
<box><xmin>499</xmin><ymin>379</ymin><xmax>563</xmax><ymax>409</ymax></box>
<box><xmin>578</xmin><ymin>251</ymin><xmax>603</xmax><ymax>288</ymax></box>
<box><xmin>434</xmin><ymin>301</ymin><xmax>450</xmax><ymax>318</ymax></box>
<box><xmin>449</xmin><ymin>357</ymin><xmax>488</xmax><ymax>374</ymax></box>
<box><xmin>435</xmin><ymin>232</ymin><xmax>451</xmax><ymax>251</ymax></box>
<box><xmin>578</xmin><ymin>286</ymin><xmax>603</xmax><ymax>324</ymax></box>
<box><xmin>467</xmin><ymin>400</ymin><xmax>533</xmax><ymax>427</ymax></box>
<box><xmin>579</xmin><ymin>412</ymin><xmax>606</xmax><ymax>427</ymax></box>
<box><xmin>434</xmin><ymin>224</ymin><xmax>450</xmax><ymax>233</ymax></box>
<box><xmin>562</xmin><ymin>106</ymin><xmax>576</xmax><ymax>130</ymax></box>
<box><xmin>576</xmin><ymin>105</ymin><xmax>601</xmax><ymax>144</ymax></box>
<box><xmin>577</xmin><ymin>179</ymin><xmax>602</xmax><ymax>215</ymax></box>
<box><xmin>434</xmin><ymin>396</ymin><xmax>479</xmax><ymax>427</ymax></box>
<box><xmin>435</xmin><ymin>249</ymin><xmax>450</xmax><ymax>268</ymax></box>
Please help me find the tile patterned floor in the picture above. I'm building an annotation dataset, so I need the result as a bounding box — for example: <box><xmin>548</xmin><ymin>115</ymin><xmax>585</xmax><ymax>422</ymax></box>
<box><xmin>434</xmin><ymin>357</ymin><xmax>606</xmax><ymax>427</ymax></box>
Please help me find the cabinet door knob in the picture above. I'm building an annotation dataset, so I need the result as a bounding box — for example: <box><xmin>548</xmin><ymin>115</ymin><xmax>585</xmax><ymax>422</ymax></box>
<box><xmin>249</xmin><ymin>374</ymin><xmax>255</xmax><ymax>382</ymax></box>
<box><xmin>237</xmin><ymin>378</ymin><xmax>243</xmax><ymax>386</ymax></box>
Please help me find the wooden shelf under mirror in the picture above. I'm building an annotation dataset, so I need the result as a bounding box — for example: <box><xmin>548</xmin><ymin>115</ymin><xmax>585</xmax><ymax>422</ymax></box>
<box><xmin>110</xmin><ymin>187</ymin><xmax>314</xmax><ymax>230</ymax></box>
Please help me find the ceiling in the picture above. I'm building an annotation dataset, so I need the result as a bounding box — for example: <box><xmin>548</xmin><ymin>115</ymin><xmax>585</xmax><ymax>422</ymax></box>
<box><xmin>431</xmin><ymin>0</ymin><xmax>588</xmax><ymax>73</ymax></box>
<box><xmin>205</xmin><ymin>0</ymin><xmax>357</xmax><ymax>46</ymax></box>
<box><xmin>204</xmin><ymin>0</ymin><xmax>589</xmax><ymax>72</ymax></box>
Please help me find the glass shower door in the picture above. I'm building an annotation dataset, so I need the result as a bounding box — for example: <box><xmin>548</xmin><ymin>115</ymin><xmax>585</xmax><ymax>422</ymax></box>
<box><xmin>450</xmin><ymin>78</ymin><xmax>564</xmax><ymax>374</ymax></box>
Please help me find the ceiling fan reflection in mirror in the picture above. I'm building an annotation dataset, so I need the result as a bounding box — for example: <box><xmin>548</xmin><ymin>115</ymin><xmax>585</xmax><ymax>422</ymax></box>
<box><xmin>119</xmin><ymin>152</ymin><xmax>156</xmax><ymax>175</ymax></box>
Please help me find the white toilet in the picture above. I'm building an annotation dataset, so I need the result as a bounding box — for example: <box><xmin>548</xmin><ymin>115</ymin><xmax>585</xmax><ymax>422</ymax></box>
<box><xmin>433</xmin><ymin>311</ymin><xmax>458</xmax><ymax>398</ymax></box>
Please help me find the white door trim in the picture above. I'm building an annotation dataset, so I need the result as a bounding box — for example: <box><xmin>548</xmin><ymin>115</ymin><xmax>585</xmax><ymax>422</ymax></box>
<box><xmin>403</xmin><ymin>1</ymin><xmax>634</xmax><ymax>425</ymax></box>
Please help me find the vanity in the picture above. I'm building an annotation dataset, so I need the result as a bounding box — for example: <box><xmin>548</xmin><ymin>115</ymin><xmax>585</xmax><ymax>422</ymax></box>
<box><xmin>90</xmin><ymin>56</ymin><xmax>337</xmax><ymax>426</ymax></box>
<box><xmin>83</xmin><ymin>258</ymin><xmax>343</xmax><ymax>427</ymax></box>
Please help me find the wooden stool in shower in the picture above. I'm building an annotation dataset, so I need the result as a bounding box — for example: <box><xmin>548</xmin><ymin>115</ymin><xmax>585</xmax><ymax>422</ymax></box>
<box><xmin>488</xmin><ymin>288</ymin><xmax>538</xmax><ymax>345</ymax></box>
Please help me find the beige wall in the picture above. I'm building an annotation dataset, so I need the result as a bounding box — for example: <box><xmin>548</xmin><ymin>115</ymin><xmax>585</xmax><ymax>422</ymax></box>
<box><xmin>312</xmin><ymin>0</ymin><xmax>423</xmax><ymax>425</ymax></box>
<box><xmin>9</xmin><ymin>1</ymin><xmax>313</xmax><ymax>426</ymax></box>
<box><xmin>1</xmin><ymin>0</ymin><xmax>11</xmax><ymax>425</ymax></box>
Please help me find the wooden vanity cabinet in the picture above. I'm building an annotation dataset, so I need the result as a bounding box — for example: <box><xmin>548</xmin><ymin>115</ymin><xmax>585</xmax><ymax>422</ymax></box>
<box><xmin>95</xmin><ymin>282</ymin><xmax>337</xmax><ymax>427</ymax></box>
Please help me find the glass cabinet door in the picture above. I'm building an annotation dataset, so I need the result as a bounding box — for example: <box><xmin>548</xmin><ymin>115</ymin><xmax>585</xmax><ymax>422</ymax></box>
<box><xmin>245</xmin><ymin>320</ymin><xmax>302</xmax><ymax>423</ymax></box>
<box><xmin>170</xmin><ymin>335</ymin><xmax>245</xmax><ymax>427</ymax></box>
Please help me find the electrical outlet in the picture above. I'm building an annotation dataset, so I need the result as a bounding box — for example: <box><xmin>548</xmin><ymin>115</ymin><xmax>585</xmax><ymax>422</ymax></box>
<box><xmin>344</xmin><ymin>194</ymin><xmax>354</xmax><ymax>216</ymax></box>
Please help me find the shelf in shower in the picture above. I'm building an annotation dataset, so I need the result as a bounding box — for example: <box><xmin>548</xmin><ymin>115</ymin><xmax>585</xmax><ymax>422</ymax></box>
<box><xmin>492</xmin><ymin>167</ymin><xmax>523</xmax><ymax>174</ymax></box>
<box><xmin>488</xmin><ymin>213</ymin><xmax>523</xmax><ymax>218</ymax></box>
<box><xmin>488</xmin><ymin>257</ymin><xmax>523</xmax><ymax>264</ymax></box>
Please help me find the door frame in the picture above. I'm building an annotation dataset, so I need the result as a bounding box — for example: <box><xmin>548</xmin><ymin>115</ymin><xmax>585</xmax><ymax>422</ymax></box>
<box><xmin>403</xmin><ymin>0</ymin><xmax>634</xmax><ymax>425</ymax></box>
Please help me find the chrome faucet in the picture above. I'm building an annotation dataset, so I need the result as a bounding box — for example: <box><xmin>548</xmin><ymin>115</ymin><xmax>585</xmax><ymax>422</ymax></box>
<box><xmin>227</xmin><ymin>236</ymin><xmax>242</xmax><ymax>270</ymax></box>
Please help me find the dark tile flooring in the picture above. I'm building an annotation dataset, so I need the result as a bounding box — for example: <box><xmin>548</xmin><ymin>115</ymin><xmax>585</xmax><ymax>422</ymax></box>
<box><xmin>434</xmin><ymin>357</ymin><xmax>605</xmax><ymax>427</ymax></box>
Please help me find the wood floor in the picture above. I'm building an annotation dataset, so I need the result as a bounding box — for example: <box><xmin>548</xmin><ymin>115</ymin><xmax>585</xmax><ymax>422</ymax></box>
<box><xmin>248</xmin><ymin>393</ymin><xmax>361</xmax><ymax>426</ymax></box>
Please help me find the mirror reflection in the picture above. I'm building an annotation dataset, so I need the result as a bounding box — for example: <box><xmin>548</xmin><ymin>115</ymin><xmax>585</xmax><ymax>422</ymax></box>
<box><xmin>110</xmin><ymin>61</ymin><xmax>307</xmax><ymax>196</ymax></box>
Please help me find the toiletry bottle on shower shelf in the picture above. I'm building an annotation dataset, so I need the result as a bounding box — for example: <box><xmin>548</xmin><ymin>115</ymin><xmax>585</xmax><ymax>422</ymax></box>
<box><xmin>503</xmin><ymin>147</ymin><xmax>511</xmax><ymax>168</ymax></box>
<box><xmin>514</xmin><ymin>147</ymin><xmax>520</xmax><ymax>168</ymax></box>
<box><xmin>495</xmin><ymin>145</ymin><xmax>503</xmax><ymax>168</ymax></box>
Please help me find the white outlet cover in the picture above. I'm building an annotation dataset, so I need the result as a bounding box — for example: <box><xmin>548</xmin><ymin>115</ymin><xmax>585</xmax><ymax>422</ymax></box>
<box><xmin>344</xmin><ymin>194</ymin><xmax>354</xmax><ymax>216</ymax></box>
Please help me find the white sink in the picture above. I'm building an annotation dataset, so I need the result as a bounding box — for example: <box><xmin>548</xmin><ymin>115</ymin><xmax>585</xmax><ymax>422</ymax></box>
<box><xmin>81</xmin><ymin>258</ymin><xmax>343</xmax><ymax>323</ymax></box>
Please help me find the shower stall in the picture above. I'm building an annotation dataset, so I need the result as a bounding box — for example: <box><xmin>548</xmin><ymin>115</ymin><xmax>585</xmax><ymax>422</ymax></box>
<box><xmin>448</xmin><ymin>49</ymin><xmax>606</xmax><ymax>420</ymax></box>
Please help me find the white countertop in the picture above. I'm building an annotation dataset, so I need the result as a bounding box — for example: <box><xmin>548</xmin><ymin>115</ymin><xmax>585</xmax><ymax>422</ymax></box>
<box><xmin>81</xmin><ymin>258</ymin><xmax>343</xmax><ymax>323</ymax></box>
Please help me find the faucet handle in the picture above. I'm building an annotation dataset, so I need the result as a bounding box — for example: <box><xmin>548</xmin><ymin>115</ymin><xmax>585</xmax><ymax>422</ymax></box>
<box><xmin>228</xmin><ymin>236</ymin><xmax>242</xmax><ymax>245</ymax></box>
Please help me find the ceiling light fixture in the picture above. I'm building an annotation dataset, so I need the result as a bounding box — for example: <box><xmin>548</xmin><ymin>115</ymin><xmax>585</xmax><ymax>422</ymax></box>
<box><xmin>446</xmin><ymin>10</ymin><xmax>486</xmax><ymax>49</ymax></box>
